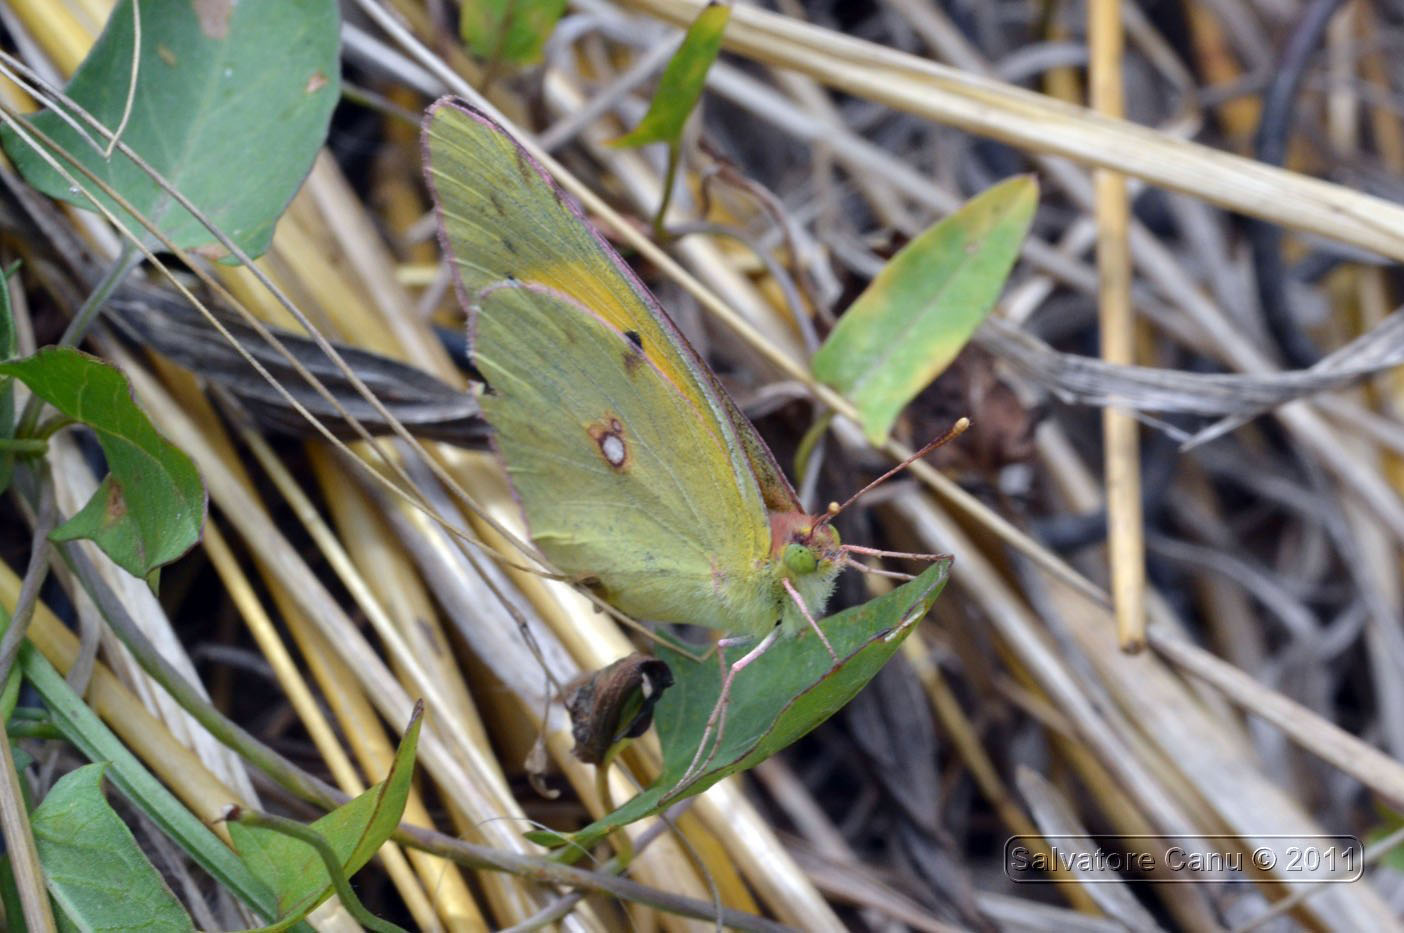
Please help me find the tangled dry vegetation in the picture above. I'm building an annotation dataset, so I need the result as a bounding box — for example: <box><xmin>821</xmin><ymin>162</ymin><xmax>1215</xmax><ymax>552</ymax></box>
<box><xmin>5</xmin><ymin>0</ymin><xmax>1404</xmax><ymax>930</ymax></box>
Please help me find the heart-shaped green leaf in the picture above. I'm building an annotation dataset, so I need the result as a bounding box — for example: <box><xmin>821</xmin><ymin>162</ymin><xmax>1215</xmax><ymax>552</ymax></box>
<box><xmin>32</xmin><ymin>763</ymin><xmax>195</xmax><ymax>932</ymax></box>
<box><xmin>0</xmin><ymin>347</ymin><xmax>205</xmax><ymax>584</ymax></box>
<box><xmin>17</xmin><ymin>643</ymin><xmax>278</xmax><ymax>920</ymax></box>
<box><xmin>2</xmin><ymin>0</ymin><xmax>340</xmax><ymax>259</ymax></box>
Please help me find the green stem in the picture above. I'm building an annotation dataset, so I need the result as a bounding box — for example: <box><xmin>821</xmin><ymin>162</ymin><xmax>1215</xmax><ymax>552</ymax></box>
<box><xmin>0</xmin><ymin>662</ymin><xmax>20</xmax><ymax>725</ymax></box>
<box><xmin>230</xmin><ymin>807</ymin><xmax>408</xmax><ymax>933</ymax></box>
<box><xmin>58</xmin><ymin>242</ymin><xmax>141</xmax><ymax>349</ymax></box>
<box><xmin>56</xmin><ymin>537</ymin><xmax>340</xmax><ymax>807</ymax></box>
<box><xmin>596</xmin><ymin>743</ymin><xmax>633</xmax><ymax>867</ymax></box>
<box><xmin>651</xmin><ymin>142</ymin><xmax>682</xmax><ymax>242</ymax></box>
<box><xmin>0</xmin><ymin>478</ymin><xmax>56</xmax><ymax>687</ymax></box>
<box><xmin>6</xmin><ymin>720</ymin><xmax>63</xmax><ymax>741</ymax></box>
<box><xmin>34</xmin><ymin>416</ymin><xmax>75</xmax><ymax>441</ymax></box>
<box><xmin>0</xmin><ymin>438</ymin><xmax>47</xmax><ymax>455</ymax></box>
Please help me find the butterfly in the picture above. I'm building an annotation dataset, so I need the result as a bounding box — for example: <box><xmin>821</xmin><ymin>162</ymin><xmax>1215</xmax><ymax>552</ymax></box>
<box><xmin>423</xmin><ymin>97</ymin><xmax>961</xmax><ymax>785</ymax></box>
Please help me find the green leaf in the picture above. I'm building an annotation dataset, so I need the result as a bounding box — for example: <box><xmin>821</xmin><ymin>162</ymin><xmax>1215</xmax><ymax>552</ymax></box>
<box><xmin>612</xmin><ymin>2</ymin><xmax>730</xmax><ymax>148</ymax></box>
<box><xmin>1</xmin><ymin>0</ymin><xmax>340</xmax><ymax>260</ymax></box>
<box><xmin>553</xmin><ymin>562</ymin><xmax>949</xmax><ymax>851</ymax></box>
<box><xmin>0</xmin><ymin>347</ymin><xmax>206</xmax><ymax>584</ymax></box>
<box><xmin>812</xmin><ymin>175</ymin><xmax>1038</xmax><ymax>444</ymax></box>
<box><xmin>459</xmin><ymin>0</ymin><xmax>568</xmax><ymax>66</ymax></box>
<box><xmin>16</xmin><ymin>642</ymin><xmax>279</xmax><ymax>921</ymax></box>
<box><xmin>9</xmin><ymin>742</ymin><xmax>33</xmax><ymax>776</ymax></box>
<box><xmin>0</xmin><ymin>261</ymin><xmax>18</xmax><ymax>498</ymax></box>
<box><xmin>0</xmin><ymin>664</ymin><xmax>20</xmax><ymax>729</ymax></box>
<box><xmin>0</xmin><ymin>261</ymin><xmax>15</xmax><ymax>361</ymax></box>
<box><xmin>0</xmin><ymin>857</ymin><xmax>23</xmax><ymax>933</ymax></box>
<box><xmin>229</xmin><ymin>705</ymin><xmax>423</xmax><ymax>928</ymax></box>
<box><xmin>1367</xmin><ymin>804</ymin><xmax>1404</xmax><ymax>872</ymax></box>
<box><xmin>31</xmin><ymin>763</ymin><xmax>194</xmax><ymax>932</ymax></box>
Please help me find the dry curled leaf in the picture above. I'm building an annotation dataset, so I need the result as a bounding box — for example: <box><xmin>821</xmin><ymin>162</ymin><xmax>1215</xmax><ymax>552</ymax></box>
<box><xmin>563</xmin><ymin>654</ymin><xmax>674</xmax><ymax>765</ymax></box>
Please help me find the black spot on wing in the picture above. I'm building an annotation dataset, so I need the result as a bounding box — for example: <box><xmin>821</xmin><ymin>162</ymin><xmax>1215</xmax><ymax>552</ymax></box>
<box><xmin>622</xmin><ymin>329</ymin><xmax>646</xmax><ymax>376</ymax></box>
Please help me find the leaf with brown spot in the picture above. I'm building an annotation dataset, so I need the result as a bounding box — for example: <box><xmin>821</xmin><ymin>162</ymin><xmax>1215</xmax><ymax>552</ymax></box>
<box><xmin>194</xmin><ymin>0</ymin><xmax>233</xmax><ymax>39</ymax></box>
<box><xmin>1</xmin><ymin>0</ymin><xmax>340</xmax><ymax>259</ymax></box>
<box><xmin>0</xmin><ymin>348</ymin><xmax>206</xmax><ymax>586</ymax></box>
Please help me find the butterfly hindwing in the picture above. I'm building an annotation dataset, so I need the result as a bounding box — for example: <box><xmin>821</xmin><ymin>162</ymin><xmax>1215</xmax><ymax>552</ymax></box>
<box><xmin>473</xmin><ymin>282</ymin><xmax>776</xmax><ymax>633</ymax></box>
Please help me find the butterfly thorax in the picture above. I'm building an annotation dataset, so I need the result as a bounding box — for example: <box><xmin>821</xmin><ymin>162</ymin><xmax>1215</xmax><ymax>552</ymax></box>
<box><xmin>769</xmin><ymin>511</ymin><xmax>843</xmax><ymax>638</ymax></box>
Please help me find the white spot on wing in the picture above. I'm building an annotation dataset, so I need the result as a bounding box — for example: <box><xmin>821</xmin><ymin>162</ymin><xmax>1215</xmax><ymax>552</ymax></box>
<box><xmin>602</xmin><ymin>434</ymin><xmax>626</xmax><ymax>467</ymax></box>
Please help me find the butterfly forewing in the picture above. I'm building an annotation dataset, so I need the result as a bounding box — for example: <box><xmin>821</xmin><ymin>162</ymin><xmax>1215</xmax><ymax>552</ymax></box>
<box><xmin>426</xmin><ymin>103</ymin><xmax>724</xmax><ymax>428</ymax></box>
<box><xmin>424</xmin><ymin>100</ymin><xmax>811</xmax><ymax>511</ymax></box>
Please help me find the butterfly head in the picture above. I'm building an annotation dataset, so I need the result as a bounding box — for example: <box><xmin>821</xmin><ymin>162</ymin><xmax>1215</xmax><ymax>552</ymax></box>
<box><xmin>771</xmin><ymin>511</ymin><xmax>844</xmax><ymax>638</ymax></box>
<box><xmin>771</xmin><ymin>511</ymin><xmax>843</xmax><ymax>582</ymax></box>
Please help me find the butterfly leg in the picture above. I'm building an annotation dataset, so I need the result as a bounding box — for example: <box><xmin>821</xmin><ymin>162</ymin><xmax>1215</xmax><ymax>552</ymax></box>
<box><xmin>782</xmin><ymin>577</ymin><xmax>839</xmax><ymax>666</ymax></box>
<box><xmin>842</xmin><ymin>544</ymin><xmax>953</xmax><ymax>563</ymax></box>
<box><xmin>669</xmin><ymin>626</ymin><xmax>782</xmax><ymax>799</ymax></box>
<box><xmin>844</xmin><ymin>559</ymin><xmax>916</xmax><ymax>581</ymax></box>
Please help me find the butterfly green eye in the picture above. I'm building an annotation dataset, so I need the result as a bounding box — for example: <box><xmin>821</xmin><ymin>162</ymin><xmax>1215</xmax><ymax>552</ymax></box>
<box><xmin>783</xmin><ymin>542</ymin><xmax>818</xmax><ymax>575</ymax></box>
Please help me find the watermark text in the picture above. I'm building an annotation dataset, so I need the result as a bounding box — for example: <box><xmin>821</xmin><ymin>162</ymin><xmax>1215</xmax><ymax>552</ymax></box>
<box><xmin>1004</xmin><ymin>835</ymin><xmax>1362</xmax><ymax>883</ymax></box>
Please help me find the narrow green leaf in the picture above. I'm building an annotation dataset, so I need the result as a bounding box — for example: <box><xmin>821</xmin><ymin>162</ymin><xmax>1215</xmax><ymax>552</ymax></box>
<box><xmin>16</xmin><ymin>642</ymin><xmax>279</xmax><ymax>920</ymax></box>
<box><xmin>0</xmin><ymin>347</ymin><xmax>205</xmax><ymax>583</ymax></box>
<box><xmin>0</xmin><ymin>262</ymin><xmax>18</xmax><ymax>498</ymax></box>
<box><xmin>460</xmin><ymin>0</ymin><xmax>568</xmax><ymax>66</ymax></box>
<box><xmin>554</xmin><ymin>562</ymin><xmax>949</xmax><ymax>851</ymax></box>
<box><xmin>612</xmin><ymin>3</ymin><xmax>730</xmax><ymax>148</ymax></box>
<box><xmin>1</xmin><ymin>0</ymin><xmax>340</xmax><ymax>260</ymax></box>
<box><xmin>32</xmin><ymin>763</ymin><xmax>194</xmax><ymax>932</ymax></box>
<box><xmin>0</xmin><ymin>261</ymin><xmax>15</xmax><ymax>361</ymax></box>
<box><xmin>0</xmin><ymin>665</ymin><xmax>20</xmax><ymax>728</ymax></box>
<box><xmin>0</xmin><ymin>376</ymin><xmax>14</xmax><ymax>499</ymax></box>
<box><xmin>0</xmin><ymin>857</ymin><xmax>23</xmax><ymax>933</ymax></box>
<box><xmin>812</xmin><ymin>175</ymin><xmax>1038</xmax><ymax>444</ymax></box>
<box><xmin>229</xmin><ymin>705</ymin><xmax>423</xmax><ymax>928</ymax></box>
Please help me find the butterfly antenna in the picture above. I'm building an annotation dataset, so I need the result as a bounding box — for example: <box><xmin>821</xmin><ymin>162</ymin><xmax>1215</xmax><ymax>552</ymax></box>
<box><xmin>817</xmin><ymin>417</ymin><xmax>970</xmax><ymax>527</ymax></box>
